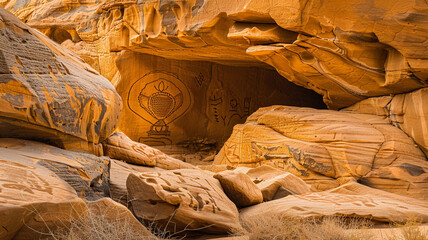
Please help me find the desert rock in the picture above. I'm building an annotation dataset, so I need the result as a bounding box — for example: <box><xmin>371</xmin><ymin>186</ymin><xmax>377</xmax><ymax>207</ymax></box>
<box><xmin>0</xmin><ymin>143</ymin><xmax>87</xmax><ymax>240</ymax></box>
<box><xmin>0</xmin><ymin>138</ymin><xmax>111</xmax><ymax>200</ymax></box>
<box><xmin>214</xmin><ymin>106</ymin><xmax>428</xmax><ymax>199</ymax></box>
<box><xmin>86</xmin><ymin>198</ymin><xmax>155</xmax><ymax>238</ymax></box>
<box><xmin>240</xmin><ymin>182</ymin><xmax>428</xmax><ymax>223</ymax></box>
<box><xmin>344</xmin><ymin>87</ymin><xmax>428</xmax><ymax>156</ymax></box>
<box><xmin>4</xmin><ymin>0</ymin><xmax>428</xmax><ymax>111</ymax></box>
<box><xmin>214</xmin><ymin>170</ymin><xmax>263</xmax><ymax>207</ymax></box>
<box><xmin>126</xmin><ymin>169</ymin><xmax>243</xmax><ymax>234</ymax></box>
<box><xmin>103</xmin><ymin>132</ymin><xmax>196</xmax><ymax>170</ymax></box>
<box><xmin>109</xmin><ymin>159</ymin><xmax>163</xmax><ymax>206</ymax></box>
<box><xmin>0</xmin><ymin>7</ymin><xmax>121</xmax><ymax>155</ymax></box>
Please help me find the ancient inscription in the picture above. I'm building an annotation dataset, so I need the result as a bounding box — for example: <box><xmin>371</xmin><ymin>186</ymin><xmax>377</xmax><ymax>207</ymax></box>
<box><xmin>128</xmin><ymin>71</ymin><xmax>191</xmax><ymax>136</ymax></box>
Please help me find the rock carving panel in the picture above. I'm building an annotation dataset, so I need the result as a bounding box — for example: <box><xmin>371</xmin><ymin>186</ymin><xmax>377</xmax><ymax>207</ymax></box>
<box><xmin>128</xmin><ymin>71</ymin><xmax>192</xmax><ymax>137</ymax></box>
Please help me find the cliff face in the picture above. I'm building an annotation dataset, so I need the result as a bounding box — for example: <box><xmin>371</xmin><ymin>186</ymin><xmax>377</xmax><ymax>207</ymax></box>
<box><xmin>5</xmin><ymin>0</ymin><xmax>428</xmax><ymax>148</ymax></box>
<box><xmin>1</xmin><ymin>1</ymin><xmax>428</xmax><ymax>238</ymax></box>
<box><xmin>4</xmin><ymin>0</ymin><xmax>428</xmax><ymax>109</ymax></box>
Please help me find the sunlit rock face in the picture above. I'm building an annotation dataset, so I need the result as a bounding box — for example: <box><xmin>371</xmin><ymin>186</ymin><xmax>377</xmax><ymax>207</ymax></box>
<box><xmin>116</xmin><ymin>52</ymin><xmax>325</xmax><ymax>146</ymax></box>
<box><xmin>4</xmin><ymin>0</ymin><xmax>428</xmax><ymax>110</ymax></box>
<box><xmin>213</xmin><ymin>106</ymin><xmax>428</xmax><ymax>200</ymax></box>
<box><xmin>0</xmin><ymin>7</ymin><xmax>121</xmax><ymax>154</ymax></box>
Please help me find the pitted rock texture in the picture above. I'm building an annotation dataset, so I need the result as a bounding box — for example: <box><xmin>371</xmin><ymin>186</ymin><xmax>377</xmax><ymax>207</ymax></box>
<box><xmin>0</xmin><ymin>7</ymin><xmax>121</xmax><ymax>154</ymax></box>
<box><xmin>213</xmin><ymin>106</ymin><xmax>428</xmax><ymax>199</ymax></box>
<box><xmin>126</xmin><ymin>169</ymin><xmax>243</xmax><ymax>234</ymax></box>
<box><xmin>3</xmin><ymin>0</ymin><xmax>428</xmax><ymax>109</ymax></box>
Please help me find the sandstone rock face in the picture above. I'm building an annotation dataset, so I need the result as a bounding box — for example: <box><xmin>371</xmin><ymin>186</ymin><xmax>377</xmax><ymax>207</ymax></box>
<box><xmin>213</xmin><ymin>170</ymin><xmax>263</xmax><ymax>208</ymax></box>
<box><xmin>109</xmin><ymin>159</ymin><xmax>164</xmax><ymax>206</ymax></box>
<box><xmin>126</xmin><ymin>169</ymin><xmax>243</xmax><ymax>234</ymax></box>
<box><xmin>115</xmin><ymin>52</ymin><xmax>324</xmax><ymax>147</ymax></box>
<box><xmin>5</xmin><ymin>0</ymin><xmax>428</xmax><ymax>110</ymax></box>
<box><xmin>240</xmin><ymin>182</ymin><xmax>428</xmax><ymax>223</ymax></box>
<box><xmin>86</xmin><ymin>198</ymin><xmax>155</xmax><ymax>238</ymax></box>
<box><xmin>103</xmin><ymin>132</ymin><xmax>196</xmax><ymax>170</ymax></box>
<box><xmin>232</xmin><ymin>166</ymin><xmax>312</xmax><ymax>201</ymax></box>
<box><xmin>344</xmin><ymin>87</ymin><xmax>428</xmax><ymax>157</ymax></box>
<box><xmin>0</xmin><ymin>7</ymin><xmax>121</xmax><ymax>154</ymax></box>
<box><xmin>0</xmin><ymin>138</ymin><xmax>111</xmax><ymax>200</ymax></box>
<box><xmin>0</xmin><ymin>142</ymin><xmax>87</xmax><ymax>240</ymax></box>
<box><xmin>214</xmin><ymin>106</ymin><xmax>428</xmax><ymax>199</ymax></box>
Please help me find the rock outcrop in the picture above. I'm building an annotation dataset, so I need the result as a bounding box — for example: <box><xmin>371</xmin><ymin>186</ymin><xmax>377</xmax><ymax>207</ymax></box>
<box><xmin>127</xmin><ymin>169</ymin><xmax>243</xmax><ymax>234</ymax></box>
<box><xmin>214</xmin><ymin>170</ymin><xmax>263</xmax><ymax>208</ymax></box>
<box><xmin>0</xmin><ymin>138</ymin><xmax>111</xmax><ymax>200</ymax></box>
<box><xmin>103</xmin><ymin>132</ymin><xmax>196</xmax><ymax>169</ymax></box>
<box><xmin>4</xmin><ymin>0</ymin><xmax>428</xmax><ymax>111</ymax></box>
<box><xmin>344</xmin><ymin>87</ymin><xmax>428</xmax><ymax>157</ymax></box>
<box><xmin>0</xmin><ymin>142</ymin><xmax>87</xmax><ymax>239</ymax></box>
<box><xmin>0</xmin><ymin>7</ymin><xmax>122</xmax><ymax>155</ymax></box>
<box><xmin>240</xmin><ymin>182</ymin><xmax>428</xmax><ymax>223</ymax></box>
<box><xmin>214</xmin><ymin>106</ymin><xmax>428</xmax><ymax>199</ymax></box>
<box><xmin>109</xmin><ymin>159</ymin><xmax>164</xmax><ymax>206</ymax></box>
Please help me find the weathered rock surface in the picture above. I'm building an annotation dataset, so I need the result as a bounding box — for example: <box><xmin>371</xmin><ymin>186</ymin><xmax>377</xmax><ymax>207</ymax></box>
<box><xmin>4</xmin><ymin>0</ymin><xmax>428</xmax><ymax>110</ymax></box>
<box><xmin>103</xmin><ymin>132</ymin><xmax>196</xmax><ymax>170</ymax></box>
<box><xmin>115</xmin><ymin>52</ymin><xmax>325</xmax><ymax>147</ymax></box>
<box><xmin>86</xmin><ymin>198</ymin><xmax>156</xmax><ymax>238</ymax></box>
<box><xmin>0</xmin><ymin>138</ymin><xmax>111</xmax><ymax>200</ymax></box>
<box><xmin>214</xmin><ymin>106</ymin><xmax>428</xmax><ymax>199</ymax></box>
<box><xmin>109</xmin><ymin>159</ymin><xmax>163</xmax><ymax>206</ymax></box>
<box><xmin>344</xmin><ymin>87</ymin><xmax>428</xmax><ymax>157</ymax></box>
<box><xmin>234</xmin><ymin>166</ymin><xmax>312</xmax><ymax>201</ymax></box>
<box><xmin>213</xmin><ymin>170</ymin><xmax>263</xmax><ymax>207</ymax></box>
<box><xmin>126</xmin><ymin>169</ymin><xmax>243</xmax><ymax>234</ymax></box>
<box><xmin>240</xmin><ymin>182</ymin><xmax>428</xmax><ymax>223</ymax></box>
<box><xmin>0</xmin><ymin>7</ymin><xmax>122</xmax><ymax>155</ymax></box>
<box><xmin>0</xmin><ymin>143</ymin><xmax>87</xmax><ymax>240</ymax></box>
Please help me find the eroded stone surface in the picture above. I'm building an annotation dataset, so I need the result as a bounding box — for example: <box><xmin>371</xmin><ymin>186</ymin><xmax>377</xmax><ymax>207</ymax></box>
<box><xmin>4</xmin><ymin>0</ymin><xmax>428</xmax><ymax>110</ymax></box>
<box><xmin>214</xmin><ymin>106</ymin><xmax>428</xmax><ymax>199</ymax></box>
<box><xmin>0</xmin><ymin>7</ymin><xmax>121</xmax><ymax>154</ymax></box>
<box><xmin>240</xmin><ymin>182</ymin><xmax>428</xmax><ymax>223</ymax></box>
<box><xmin>86</xmin><ymin>198</ymin><xmax>155</xmax><ymax>238</ymax></box>
<box><xmin>0</xmin><ymin>138</ymin><xmax>111</xmax><ymax>200</ymax></box>
<box><xmin>213</xmin><ymin>170</ymin><xmax>263</xmax><ymax>207</ymax></box>
<box><xmin>103</xmin><ymin>132</ymin><xmax>196</xmax><ymax>170</ymax></box>
<box><xmin>109</xmin><ymin>159</ymin><xmax>164</xmax><ymax>206</ymax></box>
<box><xmin>233</xmin><ymin>166</ymin><xmax>312</xmax><ymax>201</ymax></box>
<box><xmin>127</xmin><ymin>169</ymin><xmax>243</xmax><ymax>234</ymax></box>
<box><xmin>344</xmin><ymin>87</ymin><xmax>428</xmax><ymax>157</ymax></box>
<box><xmin>0</xmin><ymin>141</ymin><xmax>87</xmax><ymax>240</ymax></box>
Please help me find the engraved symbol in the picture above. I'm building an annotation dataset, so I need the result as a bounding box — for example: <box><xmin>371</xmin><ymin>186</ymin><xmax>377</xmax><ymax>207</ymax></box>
<box><xmin>128</xmin><ymin>72</ymin><xmax>191</xmax><ymax>136</ymax></box>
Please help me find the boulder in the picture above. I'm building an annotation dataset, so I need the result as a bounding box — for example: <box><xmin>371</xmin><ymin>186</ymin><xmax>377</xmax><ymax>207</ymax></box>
<box><xmin>85</xmin><ymin>198</ymin><xmax>155</xmax><ymax>238</ymax></box>
<box><xmin>109</xmin><ymin>159</ymin><xmax>163</xmax><ymax>206</ymax></box>
<box><xmin>240</xmin><ymin>182</ymin><xmax>428</xmax><ymax>223</ymax></box>
<box><xmin>103</xmin><ymin>132</ymin><xmax>196</xmax><ymax>170</ymax></box>
<box><xmin>257</xmin><ymin>173</ymin><xmax>311</xmax><ymax>201</ymax></box>
<box><xmin>126</xmin><ymin>169</ymin><xmax>243</xmax><ymax>234</ymax></box>
<box><xmin>214</xmin><ymin>106</ymin><xmax>428</xmax><ymax>199</ymax></box>
<box><xmin>344</xmin><ymin>87</ymin><xmax>428</xmax><ymax>156</ymax></box>
<box><xmin>0</xmin><ymin>143</ymin><xmax>87</xmax><ymax>240</ymax></box>
<box><xmin>231</xmin><ymin>166</ymin><xmax>311</xmax><ymax>201</ymax></box>
<box><xmin>213</xmin><ymin>170</ymin><xmax>263</xmax><ymax>207</ymax></box>
<box><xmin>0</xmin><ymin>138</ymin><xmax>111</xmax><ymax>200</ymax></box>
<box><xmin>0</xmin><ymin>7</ymin><xmax>121</xmax><ymax>155</ymax></box>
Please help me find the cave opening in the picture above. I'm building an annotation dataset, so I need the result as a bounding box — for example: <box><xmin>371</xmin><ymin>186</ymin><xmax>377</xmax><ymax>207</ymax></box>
<box><xmin>115</xmin><ymin>52</ymin><xmax>327</xmax><ymax>164</ymax></box>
